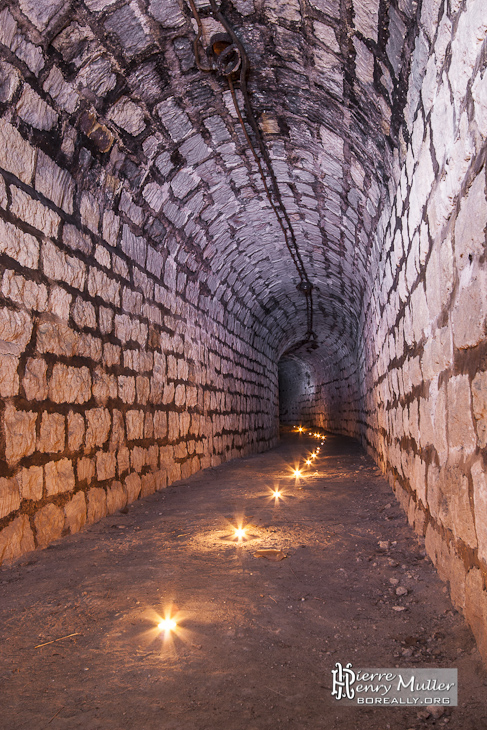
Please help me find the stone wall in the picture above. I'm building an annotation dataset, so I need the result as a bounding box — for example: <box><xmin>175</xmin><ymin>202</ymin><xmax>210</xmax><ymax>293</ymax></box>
<box><xmin>275</xmin><ymin>0</ymin><xmax>487</xmax><ymax>662</ymax></box>
<box><xmin>358</xmin><ymin>0</ymin><xmax>487</xmax><ymax>660</ymax></box>
<box><xmin>0</xmin><ymin>3</ymin><xmax>279</xmax><ymax>565</ymax></box>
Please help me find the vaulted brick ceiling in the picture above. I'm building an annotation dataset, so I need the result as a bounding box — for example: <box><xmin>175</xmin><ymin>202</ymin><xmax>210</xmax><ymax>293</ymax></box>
<box><xmin>14</xmin><ymin>0</ymin><xmax>419</xmax><ymax>363</ymax></box>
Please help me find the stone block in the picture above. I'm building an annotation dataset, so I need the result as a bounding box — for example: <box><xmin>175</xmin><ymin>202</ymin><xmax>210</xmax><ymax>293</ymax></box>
<box><xmin>472</xmin><ymin>371</ymin><xmax>487</xmax><ymax>448</ymax></box>
<box><xmin>86</xmin><ymin>487</ymin><xmax>107</xmax><ymax>525</ymax></box>
<box><xmin>136</xmin><ymin>376</ymin><xmax>150</xmax><ymax>405</ymax></box>
<box><xmin>447</xmin><ymin>375</ymin><xmax>477</xmax><ymax>455</ymax></box>
<box><xmin>103</xmin><ymin>343</ymin><xmax>121</xmax><ymax>368</ymax></box>
<box><xmin>77</xmin><ymin>457</ymin><xmax>95</xmax><ymax>483</ymax></box>
<box><xmin>163</xmin><ymin>382</ymin><xmax>174</xmax><ymax>405</ymax></box>
<box><xmin>421</xmin><ymin>327</ymin><xmax>452</xmax><ymax>380</ymax></box>
<box><xmin>472</xmin><ymin>66</ymin><xmax>487</xmax><ymax>138</ymax></box>
<box><xmin>49</xmin><ymin>364</ymin><xmax>91</xmax><ymax>404</ymax></box>
<box><xmin>153</xmin><ymin>411</ymin><xmax>167</xmax><ymax>439</ymax></box>
<box><xmin>96</xmin><ymin>451</ymin><xmax>116</xmax><ymax>481</ymax></box>
<box><xmin>120</xmin><ymin>225</ymin><xmax>147</xmax><ymax>268</ymax></box>
<box><xmin>0</xmin><ymin>307</ymin><xmax>32</xmax><ymax>356</ymax></box>
<box><xmin>0</xmin><ymin>354</ymin><xmax>19</xmax><ymax>396</ymax></box>
<box><xmin>353</xmin><ymin>0</ymin><xmax>379</xmax><ymax>41</ymax></box>
<box><xmin>64</xmin><ymin>492</ymin><xmax>87</xmax><ymax>534</ymax></box>
<box><xmin>0</xmin><ymin>218</ymin><xmax>39</xmax><ymax>269</ymax></box>
<box><xmin>87</xmin><ymin>268</ymin><xmax>120</xmax><ymax>306</ymax></box>
<box><xmin>85</xmin><ymin>408</ymin><xmax>111</xmax><ymax>450</ymax></box>
<box><xmin>38</xmin><ymin>412</ymin><xmax>65</xmax><ymax>453</ymax></box>
<box><xmin>42</xmin><ymin>241</ymin><xmax>86</xmax><ymax>290</ymax></box>
<box><xmin>15</xmin><ymin>38</ymin><xmax>44</xmax><ymax>76</ymax></box>
<box><xmin>67</xmin><ymin>412</ymin><xmax>85</xmax><ymax>452</ymax></box>
<box><xmin>167</xmin><ymin>463</ymin><xmax>181</xmax><ymax>484</ymax></box>
<box><xmin>16</xmin><ymin>465</ymin><xmax>43</xmax><ymax>501</ymax></box>
<box><xmin>48</xmin><ymin>286</ymin><xmax>71</xmax><ymax>321</ymax></box>
<box><xmin>18</xmin><ymin>0</ymin><xmax>65</xmax><ymax>30</ymax></box>
<box><xmin>0</xmin><ymin>118</ymin><xmax>35</xmax><ymax>184</ymax></box>
<box><xmin>118</xmin><ymin>376</ymin><xmax>136</xmax><ymax>404</ymax></box>
<box><xmin>92</xmin><ymin>368</ymin><xmax>117</xmax><ymax>405</ymax></box>
<box><xmin>10</xmin><ymin>186</ymin><xmax>60</xmax><ymax>238</ymax></box>
<box><xmin>72</xmin><ymin>297</ymin><xmax>96</xmax><ymax>329</ymax></box>
<box><xmin>465</xmin><ymin>568</ymin><xmax>487</xmax><ymax>663</ymax></box>
<box><xmin>45</xmin><ymin>458</ymin><xmax>75</xmax><ymax>496</ymax></box>
<box><xmin>99</xmin><ymin>307</ymin><xmax>114</xmax><ymax>335</ymax></box>
<box><xmin>148</xmin><ymin>444</ymin><xmax>158</xmax><ymax>470</ymax></box>
<box><xmin>452</xmin><ymin>269</ymin><xmax>487</xmax><ymax>350</ymax></box>
<box><xmin>77</xmin><ymin>333</ymin><xmax>102</xmax><ymax>361</ymax></box>
<box><xmin>447</xmin><ymin>545</ymin><xmax>466</xmax><ymax>611</ymax></box>
<box><xmin>140</xmin><ymin>472</ymin><xmax>156</xmax><ymax>497</ymax></box>
<box><xmin>156</xmin><ymin>98</ymin><xmax>192</xmax><ymax>142</ymax></box>
<box><xmin>16</xmin><ymin>85</ymin><xmax>58</xmax><ymax>131</ymax></box>
<box><xmin>34</xmin><ymin>503</ymin><xmax>64</xmax><ymax>548</ymax></box>
<box><xmin>436</xmin><ymin>463</ymin><xmax>477</xmax><ymax>548</ymax></box>
<box><xmin>43</xmin><ymin>66</ymin><xmax>78</xmax><ymax>114</ymax></box>
<box><xmin>102</xmin><ymin>210</ymin><xmax>120</xmax><ymax>247</ymax></box>
<box><xmin>124</xmin><ymin>472</ymin><xmax>141</xmax><ymax>504</ymax></box>
<box><xmin>106</xmin><ymin>481</ymin><xmax>126</xmax><ymax>513</ymax></box>
<box><xmin>37</xmin><ymin>321</ymin><xmax>77</xmax><ymax>358</ymax></box>
<box><xmin>0</xmin><ymin>60</ymin><xmax>20</xmax><ymax>103</ymax></box>
<box><xmin>181</xmin><ymin>413</ymin><xmax>192</xmax><ymax>440</ymax></box>
<box><xmin>174</xmin><ymin>442</ymin><xmax>187</xmax><ymax>460</ymax></box>
<box><xmin>108</xmin><ymin>97</ymin><xmax>145</xmax><ymax>135</ymax></box>
<box><xmin>0</xmin><ymin>515</ymin><xmax>35</xmax><ymax>565</ymax></box>
<box><xmin>0</xmin><ymin>477</ymin><xmax>20</xmax><ymax>518</ymax></box>
<box><xmin>117</xmin><ymin>447</ymin><xmax>130</xmax><ymax>475</ymax></box>
<box><xmin>179</xmin><ymin>460</ymin><xmax>191</xmax><ymax>480</ymax></box>
<box><xmin>63</xmin><ymin>224</ymin><xmax>92</xmax><ymax>256</ymax></box>
<box><xmin>4</xmin><ymin>406</ymin><xmax>37</xmax><ymax>466</ymax></box>
<box><xmin>80</xmin><ymin>191</ymin><xmax>100</xmax><ymax>234</ymax></box>
<box><xmin>104</xmin><ymin>3</ymin><xmax>151</xmax><ymax>57</ymax></box>
<box><xmin>472</xmin><ymin>460</ymin><xmax>487</xmax><ymax>564</ymax></box>
<box><xmin>110</xmin><ymin>410</ymin><xmax>125</xmax><ymax>449</ymax></box>
<box><xmin>168</xmin><ymin>411</ymin><xmax>179</xmax><ymax>441</ymax></box>
<box><xmin>126</xmin><ymin>410</ymin><xmax>144</xmax><ymax>440</ymax></box>
<box><xmin>144</xmin><ymin>413</ymin><xmax>153</xmax><ymax>440</ymax></box>
<box><xmin>94</xmin><ymin>245</ymin><xmax>110</xmax><ymax>269</ymax></box>
<box><xmin>35</xmin><ymin>150</ymin><xmax>74</xmax><ymax>214</ymax></box>
<box><xmin>131</xmin><ymin>446</ymin><xmax>147</xmax><ymax>472</ymax></box>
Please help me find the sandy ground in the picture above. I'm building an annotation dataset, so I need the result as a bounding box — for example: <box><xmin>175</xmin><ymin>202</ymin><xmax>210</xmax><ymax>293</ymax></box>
<box><xmin>0</xmin><ymin>429</ymin><xmax>486</xmax><ymax>729</ymax></box>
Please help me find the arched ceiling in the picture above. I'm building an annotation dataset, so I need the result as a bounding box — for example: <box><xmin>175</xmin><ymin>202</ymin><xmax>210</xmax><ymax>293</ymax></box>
<box><xmin>8</xmin><ymin>0</ymin><xmax>423</xmax><ymax>364</ymax></box>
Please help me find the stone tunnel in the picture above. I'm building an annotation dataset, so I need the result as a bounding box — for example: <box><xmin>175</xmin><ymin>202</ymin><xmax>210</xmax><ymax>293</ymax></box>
<box><xmin>0</xmin><ymin>0</ymin><xmax>487</xmax><ymax>667</ymax></box>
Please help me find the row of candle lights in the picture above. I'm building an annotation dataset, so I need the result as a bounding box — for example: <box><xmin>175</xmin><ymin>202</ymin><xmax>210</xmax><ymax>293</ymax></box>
<box><xmin>157</xmin><ymin>425</ymin><xmax>325</xmax><ymax>636</ymax></box>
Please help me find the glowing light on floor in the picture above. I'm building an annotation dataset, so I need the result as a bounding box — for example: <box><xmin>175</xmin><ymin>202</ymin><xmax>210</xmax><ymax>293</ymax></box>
<box><xmin>305</xmin><ymin>459</ymin><xmax>312</xmax><ymax>466</ymax></box>
<box><xmin>234</xmin><ymin>526</ymin><xmax>247</xmax><ymax>540</ymax></box>
<box><xmin>158</xmin><ymin>617</ymin><xmax>177</xmax><ymax>633</ymax></box>
<box><xmin>273</xmin><ymin>489</ymin><xmax>282</xmax><ymax>499</ymax></box>
<box><xmin>293</xmin><ymin>469</ymin><xmax>302</xmax><ymax>478</ymax></box>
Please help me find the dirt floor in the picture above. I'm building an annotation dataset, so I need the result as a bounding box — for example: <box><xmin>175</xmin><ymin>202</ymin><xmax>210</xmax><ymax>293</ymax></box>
<box><xmin>1</xmin><ymin>429</ymin><xmax>486</xmax><ymax>729</ymax></box>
